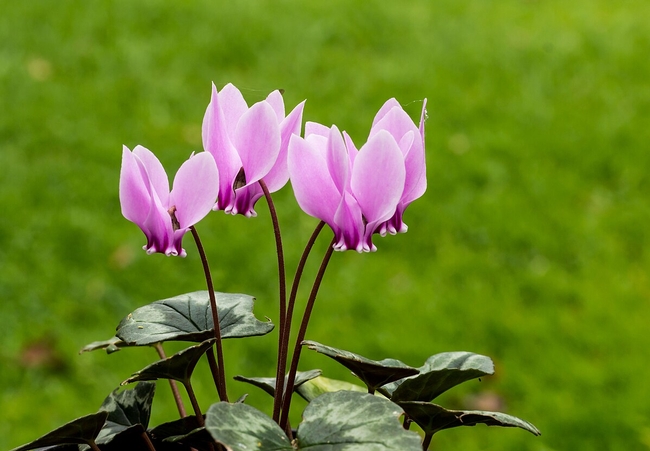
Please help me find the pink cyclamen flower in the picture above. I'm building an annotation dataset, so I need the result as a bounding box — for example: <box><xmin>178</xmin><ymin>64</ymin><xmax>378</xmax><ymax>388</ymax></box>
<box><xmin>119</xmin><ymin>145</ymin><xmax>219</xmax><ymax>257</ymax></box>
<box><xmin>369</xmin><ymin>98</ymin><xmax>427</xmax><ymax>235</ymax></box>
<box><xmin>288</xmin><ymin>123</ymin><xmax>407</xmax><ymax>252</ymax></box>
<box><xmin>288</xmin><ymin>99</ymin><xmax>427</xmax><ymax>252</ymax></box>
<box><xmin>202</xmin><ymin>82</ymin><xmax>305</xmax><ymax>217</ymax></box>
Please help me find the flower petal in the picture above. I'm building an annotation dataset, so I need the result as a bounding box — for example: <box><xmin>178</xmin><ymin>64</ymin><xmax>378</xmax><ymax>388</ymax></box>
<box><xmin>119</xmin><ymin>146</ymin><xmax>152</xmax><ymax>229</ymax></box>
<box><xmin>132</xmin><ymin>145</ymin><xmax>170</xmax><ymax>206</ymax></box>
<box><xmin>233</xmin><ymin>101</ymin><xmax>281</xmax><ymax>187</ymax></box>
<box><xmin>288</xmin><ymin>134</ymin><xmax>341</xmax><ymax>227</ymax></box>
<box><xmin>371</xmin><ymin>98</ymin><xmax>402</xmax><ymax>128</ymax></box>
<box><xmin>265</xmin><ymin>90</ymin><xmax>285</xmax><ymax>121</ymax></box>
<box><xmin>326</xmin><ymin>125</ymin><xmax>349</xmax><ymax>194</ymax></box>
<box><xmin>218</xmin><ymin>83</ymin><xmax>249</xmax><ymax>138</ymax></box>
<box><xmin>203</xmin><ymin>83</ymin><xmax>242</xmax><ymax>210</ymax></box>
<box><xmin>170</xmin><ymin>152</ymin><xmax>220</xmax><ymax>229</ymax></box>
<box><xmin>351</xmin><ymin>130</ymin><xmax>405</xmax><ymax>227</ymax></box>
<box><xmin>263</xmin><ymin>99</ymin><xmax>306</xmax><ymax>192</ymax></box>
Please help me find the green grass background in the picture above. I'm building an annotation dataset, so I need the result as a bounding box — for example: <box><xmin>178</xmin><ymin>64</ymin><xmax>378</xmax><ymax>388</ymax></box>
<box><xmin>1</xmin><ymin>1</ymin><xmax>649</xmax><ymax>450</ymax></box>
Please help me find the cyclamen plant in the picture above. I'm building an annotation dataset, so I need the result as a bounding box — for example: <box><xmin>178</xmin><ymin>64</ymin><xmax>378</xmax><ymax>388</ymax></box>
<box><xmin>13</xmin><ymin>83</ymin><xmax>540</xmax><ymax>451</ymax></box>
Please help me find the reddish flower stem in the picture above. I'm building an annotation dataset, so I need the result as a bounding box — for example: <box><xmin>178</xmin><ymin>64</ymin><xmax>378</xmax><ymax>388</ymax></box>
<box><xmin>279</xmin><ymin>237</ymin><xmax>336</xmax><ymax>433</ymax></box>
<box><xmin>257</xmin><ymin>179</ymin><xmax>289</xmax><ymax>422</ymax></box>
<box><xmin>190</xmin><ymin>226</ymin><xmax>229</xmax><ymax>402</ymax></box>
<box><xmin>272</xmin><ymin>221</ymin><xmax>325</xmax><ymax>422</ymax></box>
<box><xmin>153</xmin><ymin>343</ymin><xmax>187</xmax><ymax>418</ymax></box>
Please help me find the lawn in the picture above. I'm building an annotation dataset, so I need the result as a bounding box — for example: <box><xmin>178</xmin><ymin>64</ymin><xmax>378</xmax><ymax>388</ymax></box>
<box><xmin>1</xmin><ymin>1</ymin><xmax>649</xmax><ymax>450</ymax></box>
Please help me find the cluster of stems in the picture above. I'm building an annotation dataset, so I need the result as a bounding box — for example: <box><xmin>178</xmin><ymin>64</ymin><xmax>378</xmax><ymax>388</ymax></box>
<box><xmin>184</xmin><ymin>179</ymin><xmax>334</xmax><ymax>437</ymax></box>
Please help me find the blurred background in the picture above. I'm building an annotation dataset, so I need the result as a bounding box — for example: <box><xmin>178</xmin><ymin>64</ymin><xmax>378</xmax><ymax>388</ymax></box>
<box><xmin>1</xmin><ymin>1</ymin><xmax>648</xmax><ymax>450</ymax></box>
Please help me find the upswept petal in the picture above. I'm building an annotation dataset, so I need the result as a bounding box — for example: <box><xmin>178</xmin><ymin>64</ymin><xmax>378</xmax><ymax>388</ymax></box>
<box><xmin>263</xmin><ymin>100</ymin><xmax>305</xmax><ymax>192</ymax></box>
<box><xmin>351</xmin><ymin>130</ymin><xmax>405</xmax><ymax>230</ymax></box>
<box><xmin>119</xmin><ymin>146</ymin><xmax>153</xmax><ymax>229</ymax></box>
<box><xmin>217</xmin><ymin>83</ymin><xmax>249</xmax><ymax>137</ymax></box>
<box><xmin>169</xmin><ymin>152</ymin><xmax>219</xmax><ymax>229</ymax></box>
<box><xmin>326</xmin><ymin>125</ymin><xmax>349</xmax><ymax>194</ymax></box>
<box><xmin>203</xmin><ymin>84</ymin><xmax>242</xmax><ymax>209</ymax></box>
<box><xmin>342</xmin><ymin>131</ymin><xmax>359</xmax><ymax>166</ymax></box>
<box><xmin>305</xmin><ymin>121</ymin><xmax>330</xmax><ymax>139</ymax></box>
<box><xmin>287</xmin><ymin>134</ymin><xmax>341</xmax><ymax>227</ymax></box>
<box><xmin>419</xmin><ymin>99</ymin><xmax>428</xmax><ymax>143</ymax></box>
<box><xmin>233</xmin><ymin>101</ymin><xmax>281</xmax><ymax>187</ymax></box>
<box><xmin>132</xmin><ymin>145</ymin><xmax>170</xmax><ymax>206</ymax></box>
<box><xmin>371</xmin><ymin>98</ymin><xmax>402</xmax><ymax>128</ymax></box>
<box><xmin>265</xmin><ymin>90</ymin><xmax>286</xmax><ymax>121</ymax></box>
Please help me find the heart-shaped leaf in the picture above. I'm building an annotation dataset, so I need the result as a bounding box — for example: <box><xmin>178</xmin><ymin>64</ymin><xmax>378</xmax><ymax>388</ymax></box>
<box><xmin>148</xmin><ymin>415</ymin><xmax>203</xmax><ymax>443</ymax></box>
<box><xmin>206</xmin><ymin>391</ymin><xmax>422</xmax><ymax>450</ymax></box>
<box><xmin>302</xmin><ymin>341</ymin><xmax>419</xmax><ymax>392</ymax></box>
<box><xmin>234</xmin><ymin>369</ymin><xmax>322</xmax><ymax>397</ymax></box>
<box><xmin>92</xmin><ymin>382</ymin><xmax>156</xmax><ymax>446</ymax></box>
<box><xmin>295</xmin><ymin>376</ymin><xmax>367</xmax><ymax>402</ymax></box>
<box><xmin>122</xmin><ymin>340</ymin><xmax>214</xmax><ymax>386</ymax></box>
<box><xmin>399</xmin><ymin>401</ymin><xmax>541</xmax><ymax>436</ymax></box>
<box><xmin>117</xmin><ymin>291</ymin><xmax>273</xmax><ymax>346</ymax></box>
<box><xmin>79</xmin><ymin>336</ymin><xmax>127</xmax><ymax>354</ymax></box>
<box><xmin>205</xmin><ymin>402</ymin><xmax>294</xmax><ymax>450</ymax></box>
<box><xmin>382</xmin><ymin>352</ymin><xmax>494</xmax><ymax>402</ymax></box>
<box><xmin>295</xmin><ymin>391</ymin><xmax>422</xmax><ymax>450</ymax></box>
<box><xmin>9</xmin><ymin>411</ymin><xmax>108</xmax><ymax>451</ymax></box>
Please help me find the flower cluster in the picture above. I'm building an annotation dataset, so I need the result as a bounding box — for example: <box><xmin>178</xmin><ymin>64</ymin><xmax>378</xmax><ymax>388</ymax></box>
<box><xmin>119</xmin><ymin>83</ymin><xmax>426</xmax><ymax>255</ymax></box>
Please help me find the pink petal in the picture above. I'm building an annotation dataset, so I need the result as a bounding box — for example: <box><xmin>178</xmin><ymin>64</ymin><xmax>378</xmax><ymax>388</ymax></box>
<box><xmin>332</xmin><ymin>191</ymin><xmax>364</xmax><ymax>252</ymax></box>
<box><xmin>263</xmin><ymin>100</ymin><xmax>306</xmax><ymax>192</ymax></box>
<box><xmin>132</xmin><ymin>145</ymin><xmax>170</xmax><ymax>206</ymax></box>
<box><xmin>119</xmin><ymin>146</ymin><xmax>152</xmax><ymax>229</ymax></box>
<box><xmin>305</xmin><ymin>121</ymin><xmax>330</xmax><ymax>138</ymax></box>
<box><xmin>351</xmin><ymin>130</ymin><xmax>406</xmax><ymax>227</ymax></box>
<box><xmin>287</xmin><ymin>134</ymin><xmax>341</xmax><ymax>227</ymax></box>
<box><xmin>202</xmin><ymin>83</ymin><xmax>243</xmax><ymax>209</ymax></box>
<box><xmin>371</xmin><ymin>98</ymin><xmax>402</xmax><ymax>128</ymax></box>
<box><xmin>419</xmin><ymin>98</ymin><xmax>428</xmax><ymax>143</ymax></box>
<box><xmin>342</xmin><ymin>131</ymin><xmax>359</xmax><ymax>166</ymax></box>
<box><xmin>233</xmin><ymin>101</ymin><xmax>281</xmax><ymax>187</ymax></box>
<box><xmin>326</xmin><ymin>125</ymin><xmax>349</xmax><ymax>194</ymax></box>
<box><xmin>170</xmin><ymin>152</ymin><xmax>220</xmax><ymax>229</ymax></box>
<box><xmin>265</xmin><ymin>90</ymin><xmax>286</xmax><ymax>121</ymax></box>
<box><xmin>218</xmin><ymin>83</ymin><xmax>249</xmax><ymax>138</ymax></box>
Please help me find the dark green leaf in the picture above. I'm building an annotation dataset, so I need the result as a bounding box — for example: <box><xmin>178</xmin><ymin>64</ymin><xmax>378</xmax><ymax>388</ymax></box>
<box><xmin>205</xmin><ymin>402</ymin><xmax>293</xmax><ymax>451</ymax></box>
<box><xmin>234</xmin><ymin>369</ymin><xmax>322</xmax><ymax>397</ymax></box>
<box><xmin>117</xmin><ymin>291</ymin><xmax>273</xmax><ymax>346</ymax></box>
<box><xmin>163</xmin><ymin>426</ymin><xmax>214</xmax><ymax>451</ymax></box>
<box><xmin>296</xmin><ymin>376</ymin><xmax>367</xmax><ymax>402</ymax></box>
<box><xmin>9</xmin><ymin>411</ymin><xmax>108</xmax><ymax>451</ymax></box>
<box><xmin>382</xmin><ymin>352</ymin><xmax>494</xmax><ymax>402</ymax></box>
<box><xmin>79</xmin><ymin>336</ymin><xmax>127</xmax><ymax>354</ymax></box>
<box><xmin>399</xmin><ymin>401</ymin><xmax>541</xmax><ymax>436</ymax></box>
<box><xmin>122</xmin><ymin>340</ymin><xmax>214</xmax><ymax>386</ymax></box>
<box><xmin>149</xmin><ymin>416</ymin><xmax>203</xmax><ymax>443</ymax></box>
<box><xmin>296</xmin><ymin>391</ymin><xmax>422</xmax><ymax>450</ymax></box>
<box><xmin>302</xmin><ymin>341</ymin><xmax>419</xmax><ymax>392</ymax></box>
<box><xmin>93</xmin><ymin>382</ymin><xmax>156</xmax><ymax>445</ymax></box>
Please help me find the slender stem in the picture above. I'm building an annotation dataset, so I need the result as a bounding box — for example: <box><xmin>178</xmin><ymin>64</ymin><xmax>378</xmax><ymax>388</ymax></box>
<box><xmin>422</xmin><ymin>432</ymin><xmax>433</xmax><ymax>450</ymax></box>
<box><xmin>258</xmin><ymin>180</ymin><xmax>288</xmax><ymax>423</ymax></box>
<box><xmin>206</xmin><ymin>346</ymin><xmax>226</xmax><ymax>400</ymax></box>
<box><xmin>140</xmin><ymin>430</ymin><xmax>157</xmax><ymax>451</ymax></box>
<box><xmin>272</xmin><ymin>221</ymin><xmax>325</xmax><ymax>422</ymax></box>
<box><xmin>185</xmin><ymin>381</ymin><xmax>205</xmax><ymax>427</ymax></box>
<box><xmin>190</xmin><ymin>226</ymin><xmax>229</xmax><ymax>402</ymax></box>
<box><xmin>88</xmin><ymin>441</ymin><xmax>102</xmax><ymax>451</ymax></box>
<box><xmin>153</xmin><ymin>343</ymin><xmax>187</xmax><ymax>418</ymax></box>
<box><xmin>279</xmin><ymin>237</ymin><xmax>336</xmax><ymax>432</ymax></box>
